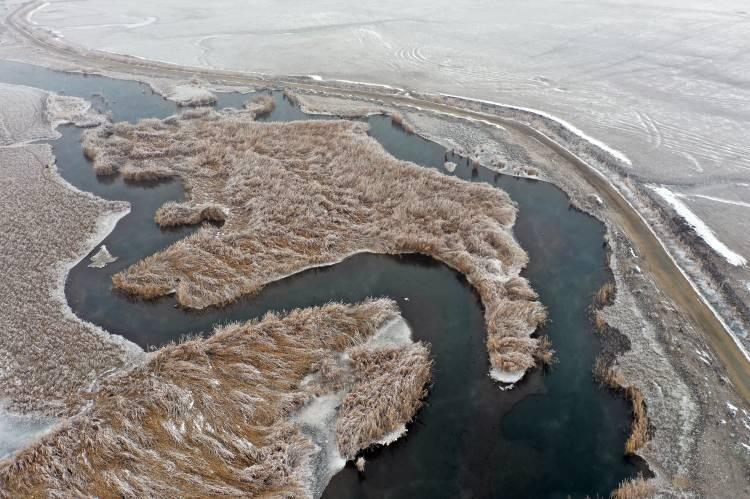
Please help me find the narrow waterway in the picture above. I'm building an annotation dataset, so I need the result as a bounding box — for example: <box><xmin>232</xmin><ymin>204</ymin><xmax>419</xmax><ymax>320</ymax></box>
<box><xmin>1</xmin><ymin>60</ymin><xmax>644</xmax><ymax>498</ymax></box>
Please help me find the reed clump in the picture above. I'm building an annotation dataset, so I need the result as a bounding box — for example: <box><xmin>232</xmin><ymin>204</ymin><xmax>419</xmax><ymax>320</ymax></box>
<box><xmin>610</xmin><ymin>475</ymin><xmax>656</xmax><ymax>499</ymax></box>
<box><xmin>1</xmin><ymin>299</ymin><xmax>429</xmax><ymax>497</ymax></box>
<box><xmin>594</xmin><ymin>281</ymin><xmax>616</xmax><ymax>306</ymax></box>
<box><xmin>82</xmin><ymin>109</ymin><xmax>547</xmax><ymax>380</ymax></box>
<box><xmin>155</xmin><ymin>201</ymin><xmax>227</xmax><ymax>227</ymax></box>
<box><xmin>337</xmin><ymin>343</ymin><xmax>432</xmax><ymax>458</ymax></box>
<box><xmin>390</xmin><ymin>112</ymin><xmax>415</xmax><ymax>134</ymax></box>
<box><xmin>594</xmin><ymin>359</ymin><xmax>649</xmax><ymax>456</ymax></box>
<box><xmin>624</xmin><ymin>387</ymin><xmax>648</xmax><ymax>455</ymax></box>
<box><xmin>244</xmin><ymin>94</ymin><xmax>275</xmax><ymax>117</ymax></box>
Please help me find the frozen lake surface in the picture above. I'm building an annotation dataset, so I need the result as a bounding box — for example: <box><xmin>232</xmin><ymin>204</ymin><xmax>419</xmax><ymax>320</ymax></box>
<box><xmin>26</xmin><ymin>0</ymin><xmax>750</xmax><ymax>265</ymax></box>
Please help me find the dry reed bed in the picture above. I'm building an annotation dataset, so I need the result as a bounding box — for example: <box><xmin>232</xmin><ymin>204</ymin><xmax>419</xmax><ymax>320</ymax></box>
<box><xmin>0</xmin><ymin>141</ymin><xmax>138</xmax><ymax>416</ymax></box>
<box><xmin>337</xmin><ymin>343</ymin><xmax>431</xmax><ymax>459</ymax></box>
<box><xmin>244</xmin><ymin>94</ymin><xmax>275</xmax><ymax>117</ymax></box>
<box><xmin>82</xmin><ymin>109</ymin><xmax>548</xmax><ymax>379</ymax></box>
<box><xmin>610</xmin><ymin>476</ymin><xmax>656</xmax><ymax>499</ymax></box>
<box><xmin>0</xmin><ymin>299</ymin><xmax>431</xmax><ymax>497</ymax></box>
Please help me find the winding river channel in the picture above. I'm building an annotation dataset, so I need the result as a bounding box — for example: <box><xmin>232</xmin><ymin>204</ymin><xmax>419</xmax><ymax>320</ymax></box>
<box><xmin>1</xmin><ymin>60</ymin><xmax>645</xmax><ymax>498</ymax></box>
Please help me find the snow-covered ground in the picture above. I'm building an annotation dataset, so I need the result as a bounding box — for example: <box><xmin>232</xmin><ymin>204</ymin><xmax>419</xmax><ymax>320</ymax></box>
<box><xmin>0</xmin><ymin>403</ymin><xmax>55</xmax><ymax>459</ymax></box>
<box><xmin>22</xmin><ymin>0</ymin><xmax>750</xmax><ymax>269</ymax></box>
<box><xmin>651</xmin><ymin>186</ymin><xmax>747</xmax><ymax>267</ymax></box>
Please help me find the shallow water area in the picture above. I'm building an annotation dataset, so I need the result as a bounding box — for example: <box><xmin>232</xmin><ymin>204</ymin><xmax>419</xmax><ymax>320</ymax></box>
<box><xmin>0</xmin><ymin>60</ymin><xmax>643</xmax><ymax>497</ymax></box>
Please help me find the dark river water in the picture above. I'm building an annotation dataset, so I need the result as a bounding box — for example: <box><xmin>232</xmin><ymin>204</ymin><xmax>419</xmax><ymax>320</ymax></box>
<box><xmin>0</xmin><ymin>60</ymin><xmax>645</xmax><ymax>498</ymax></box>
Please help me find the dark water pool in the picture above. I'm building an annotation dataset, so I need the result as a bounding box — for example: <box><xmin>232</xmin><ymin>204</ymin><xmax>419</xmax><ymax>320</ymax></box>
<box><xmin>0</xmin><ymin>59</ymin><xmax>644</xmax><ymax>497</ymax></box>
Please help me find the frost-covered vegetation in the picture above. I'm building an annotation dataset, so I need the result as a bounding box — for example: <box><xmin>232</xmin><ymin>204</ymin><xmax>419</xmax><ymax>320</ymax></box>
<box><xmin>82</xmin><ymin>109</ymin><xmax>548</xmax><ymax>380</ymax></box>
<box><xmin>592</xmin><ymin>282</ymin><xmax>649</xmax><ymax>458</ymax></box>
<box><xmin>0</xmin><ymin>86</ymin><xmax>140</xmax><ymax>417</ymax></box>
<box><xmin>0</xmin><ymin>83</ymin><xmax>98</xmax><ymax>145</ymax></box>
<box><xmin>244</xmin><ymin>94</ymin><xmax>275</xmax><ymax>117</ymax></box>
<box><xmin>336</xmin><ymin>342</ymin><xmax>431</xmax><ymax>459</ymax></box>
<box><xmin>0</xmin><ymin>299</ymin><xmax>431</xmax><ymax>497</ymax></box>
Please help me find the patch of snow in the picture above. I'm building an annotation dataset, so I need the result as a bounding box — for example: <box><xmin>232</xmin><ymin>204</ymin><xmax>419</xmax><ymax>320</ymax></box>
<box><xmin>169</xmin><ymin>85</ymin><xmax>217</xmax><ymax>107</ymax></box>
<box><xmin>330</xmin><ymin>79</ymin><xmax>404</xmax><ymax>92</ymax></box>
<box><xmin>727</xmin><ymin>401</ymin><xmax>739</xmax><ymax>416</ymax></box>
<box><xmin>376</xmin><ymin>425</ymin><xmax>407</xmax><ymax>445</ymax></box>
<box><xmin>741</xmin><ymin>443</ymin><xmax>750</xmax><ymax>453</ymax></box>
<box><xmin>88</xmin><ymin>244</ymin><xmax>117</xmax><ymax>268</ymax></box>
<box><xmin>308</xmin><ymin>75</ymin><xmax>323</xmax><ymax>81</ymax></box>
<box><xmin>438</xmin><ymin>93</ymin><xmax>633</xmax><ymax>166</ymax></box>
<box><xmin>684</xmin><ymin>193</ymin><xmax>750</xmax><ymax>209</ymax></box>
<box><xmin>25</xmin><ymin>2</ymin><xmax>50</xmax><ymax>25</ymax></box>
<box><xmin>489</xmin><ymin>367</ymin><xmax>526</xmax><ymax>384</ymax></box>
<box><xmin>45</xmin><ymin>93</ymin><xmax>100</xmax><ymax>128</ymax></box>
<box><xmin>651</xmin><ymin>186</ymin><xmax>747</xmax><ymax>267</ymax></box>
<box><xmin>293</xmin><ymin>392</ymin><xmax>347</xmax><ymax>498</ymax></box>
<box><xmin>0</xmin><ymin>403</ymin><xmax>56</xmax><ymax>459</ymax></box>
<box><xmin>399</xmin><ymin>102</ymin><xmax>506</xmax><ymax>132</ymax></box>
<box><xmin>365</xmin><ymin>317</ymin><xmax>412</xmax><ymax>349</ymax></box>
<box><xmin>444</xmin><ymin>161</ymin><xmax>457</xmax><ymax>173</ymax></box>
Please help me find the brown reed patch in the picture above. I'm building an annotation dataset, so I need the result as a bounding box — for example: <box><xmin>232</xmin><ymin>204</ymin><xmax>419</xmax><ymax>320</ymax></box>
<box><xmin>245</xmin><ymin>94</ymin><xmax>275</xmax><ymax>117</ymax></box>
<box><xmin>1</xmin><ymin>299</ymin><xmax>429</xmax><ymax>497</ymax></box>
<box><xmin>337</xmin><ymin>343</ymin><xmax>432</xmax><ymax>458</ymax></box>
<box><xmin>594</xmin><ymin>281</ymin><xmax>616</xmax><ymax>307</ymax></box>
<box><xmin>390</xmin><ymin>112</ymin><xmax>415</xmax><ymax>134</ymax></box>
<box><xmin>82</xmin><ymin>110</ymin><xmax>548</xmax><ymax>380</ymax></box>
<box><xmin>594</xmin><ymin>359</ymin><xmax>650</xmax><ymax>456</ymax></box>
<box><xmin>610</xmin><ymin>475</ymin><xmax>656</xmax><ymax>499</ymax></box>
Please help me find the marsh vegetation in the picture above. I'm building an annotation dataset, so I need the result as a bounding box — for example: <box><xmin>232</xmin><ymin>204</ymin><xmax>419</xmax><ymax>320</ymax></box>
<box><xmin>0</xmin><ymin>300</ymin><xmax>431</xmax><ymax>497</ymax></box>
<box><xmin>83</xmin><ymin>109</ymin><xmax>549</xmax><ymax>381</ymax></box>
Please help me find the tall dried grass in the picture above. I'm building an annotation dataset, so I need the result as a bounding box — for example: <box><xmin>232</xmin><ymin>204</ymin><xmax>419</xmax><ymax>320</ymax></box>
<box><xmin>594</xmin><ymin>281</ymin><xmax>616</xmax><ymax>307</ymax></box>
<box><xmin>82</xmin><ymin>109</ymin><xmax>548</xmax><ymax>379</ymax></box>
<box><xmin>337</xmin><ymin>343</ymin><xmax>431</xmax><ymax>458</ymax></box>
<box><xmin>594</xmin><ymin>359</ymin><xmax>649</xmax><ymax>456</ymax></box>
<box><xmin>245</xmin><ymin>94</ymin><xmax>275</xmax><ymax>117</ymax></box>
<box><xmin>0</xmin><ymin>144</ymin><xmax>137</xmax><ymax>415</ymax></box>
<box><xmin>390</xmin><ymin>112</ymin><xmax>415</xmax><ymax>134</ymax></box>
<box><xmin>1</xmin><ymin>299</ymin><xmax>428</xmax><ymax>497</ymax></box>
<box><xmin>610</xmin><ymin>476</ymin><xmax>656</xmax><ymax>499</ymax></box>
